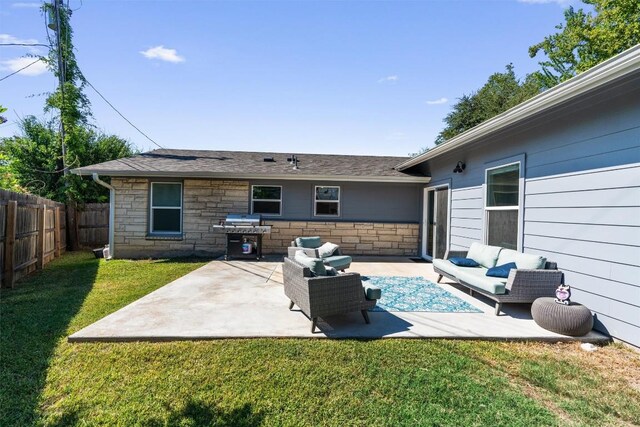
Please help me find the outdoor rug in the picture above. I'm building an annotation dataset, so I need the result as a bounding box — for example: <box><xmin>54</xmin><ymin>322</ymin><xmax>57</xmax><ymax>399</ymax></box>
<box><xmin>362</xmin><ymin>276</ymin><xmax>482</xmax><ymax>313</ymax></box>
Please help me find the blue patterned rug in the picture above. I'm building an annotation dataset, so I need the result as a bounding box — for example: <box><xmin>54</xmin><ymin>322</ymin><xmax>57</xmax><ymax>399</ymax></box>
<box><xmin>362</xmin><ymin>276</ymin><xmax>482</xmax><ymax>313</ymax></box>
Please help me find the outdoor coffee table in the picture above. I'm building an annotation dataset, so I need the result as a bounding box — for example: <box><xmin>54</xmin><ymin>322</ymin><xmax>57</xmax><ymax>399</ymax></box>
<box><xmin>531</xmin><ymin>297</ymin><xmax>594</xmax><ymax>336</ymax></box>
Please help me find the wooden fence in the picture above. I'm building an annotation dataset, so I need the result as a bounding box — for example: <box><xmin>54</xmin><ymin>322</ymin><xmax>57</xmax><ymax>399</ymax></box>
<box><xmin>0</xmin><ymin>190</ymin><xmax>67</xmax><ymax>288</ymax></box>
<box><xmin>77</xmin><ymin>203</ymin><xmax>109</xmax><ymax>249</ymax></box>
<box><xmin>0</xmin><ymin>190</ymin><xmax>109</xmax><ymax>289</ymax></box>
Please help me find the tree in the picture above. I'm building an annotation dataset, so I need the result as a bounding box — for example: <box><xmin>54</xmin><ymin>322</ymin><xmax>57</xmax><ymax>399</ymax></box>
<box><xmin>432</xmin><ymin>65</ymin><xmax>543</xmax><ymax>146</ymax></box>
<box><xmin>0</xmin><ymin>3</ymin><xmax>137</xmax><ymax>202</ymax></box>
<box><xmin>0</xmin><ymin>117</ymin><xmax>135</xmax><ymax>202</ymax></box>
<box><xmin>529</xmin><ymin>0</ymin><xmax>640</xmax><ymax>88</ymax></box>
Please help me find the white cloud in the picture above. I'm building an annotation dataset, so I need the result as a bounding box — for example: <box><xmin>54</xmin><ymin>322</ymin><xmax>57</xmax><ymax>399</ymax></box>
<box><xmin>425</xmin><ymin>97</ymin><xmax>448</xmax><ymax>105</ymax></box>
<box><xmin>0</xmin><ymin>57</ymin><xmax>47</xmax><ymax>76</ymax></box>
<box><xmin>11</xmin><ymin>2</ymin><xmax>42</xmax><ymax>8</ymax></box>
<box><xmin>0</xmin><ymin>34</ymin><xmax>38</xmax><ymax>44</ymax></box>
<box><xmin>377</xmin><ymin>75</ymin><xmax>398</xmax><ymax>84</ymax></box>
<box><xmin>140</xmin><ymin>45</ymin><xmax>185</xmax><ymax>63</ymax></box>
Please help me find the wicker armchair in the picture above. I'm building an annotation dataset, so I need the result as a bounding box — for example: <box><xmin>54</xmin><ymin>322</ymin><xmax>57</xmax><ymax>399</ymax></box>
<box><xmin>282</xmin><ymin>257</ymin><xmax>377</xmax><ymax>333</ymax></box>
<box><xmin>435</xmin><ymin>249</ymin><xmax>563</xmax><ymax>315</ymax></box>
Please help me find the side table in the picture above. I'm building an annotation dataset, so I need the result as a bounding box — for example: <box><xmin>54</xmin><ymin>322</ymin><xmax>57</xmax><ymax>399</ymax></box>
<box><xmin>531</xmin><ymin>297</ymin><xmax>594</xmax><ymax>336</ymax></box>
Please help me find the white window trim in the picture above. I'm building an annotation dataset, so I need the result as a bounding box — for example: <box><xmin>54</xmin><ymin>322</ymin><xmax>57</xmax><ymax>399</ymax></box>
<box><xmin>483</xmin><ymin>161</ymin><xmax>521</xmax><ymax>249</ymax></box>
<box><xmin>314</xmin><ymin>185</ymin><xmax>340</xmax><ymax>217</ymax></box>
<box><xmin>150</xmin><ymin>182</ymin><xmax>183</xmax><ymax>235</ymax></box>
<box><xmin>251</xmin><ymin>185</ymin><xmax>283</xmax><ymax>216</ymax></box>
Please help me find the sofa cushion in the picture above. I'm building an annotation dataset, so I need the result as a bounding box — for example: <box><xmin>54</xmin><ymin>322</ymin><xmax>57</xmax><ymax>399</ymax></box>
<box><xmin>325</xmin><ymin>266</ymin><xmax>337</xmax><ymax>276</ymax></box>
<box><xmin>295</xmin><ymin>236</ymin><xmax>323</xmax><ymax>249</ymax></box>
<box><xmin>456</xmin><ymin>268</ymin><xmax>507</xmax><ymax>295</ymax></box>
<box><xmin>486</xmin><ymin>262</ymin><xmax>517</xmax><ymax>278</ymax></box>
<box><xmin>515</xmin><ymin>252</ymin><xmax>547</xmax><ymax>270</ymax></box>
<box><xmin>433</xmin><ymin>258</ymin><xmax>463</xmax><ymax>278</ymax></box>
<box><xmin>294</xmin><ymin>251</ymin><xmax>327</xmax><ymax>276</ymax></box>
<box><xmin>323</xmin><ymin>255</ymin><xmax>352</xmax><ymax>270</ymax></box>
<box><xmin>449</xmin><ymin>257</ymin><xmax>480</xmax><ymax>267</ymax></box>
<box><xmin>496</xmin><ymin>248</ymin><xmax>518</xmax><ymax>266</ymax></box>
<box><xmin>466</xmin><ymin>242</ymin><xmax>502</xmax><ymax>268</ymax></box>
<box><xmin>363</xmin><ymin>283</ymin><xmax>382</xmax><ymax>300</ymax></box>
<box><xmin>318</xmin><ymin>242</ymin><xmax>339</xmax><ymax>258</ymax></box>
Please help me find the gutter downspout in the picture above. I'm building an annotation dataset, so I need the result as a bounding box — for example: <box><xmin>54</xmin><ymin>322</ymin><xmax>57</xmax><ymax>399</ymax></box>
<box><xmin>92</xmin><ymin>173</ymin><xmax>115</xmax><ymax>260</ymax></box>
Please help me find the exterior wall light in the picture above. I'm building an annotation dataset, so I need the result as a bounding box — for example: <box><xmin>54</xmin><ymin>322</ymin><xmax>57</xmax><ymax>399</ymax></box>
<box><xmin>453</xmin><ymin>161</ymin><xmax>466</xmax><ymax>174</ymax></box>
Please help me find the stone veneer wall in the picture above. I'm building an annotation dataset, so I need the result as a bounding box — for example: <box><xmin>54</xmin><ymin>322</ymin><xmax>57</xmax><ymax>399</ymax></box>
<box><xmin>112</xmin><ymin>178</ymin><xmax>249</xmax><ymax>258</ymax></box>
<box><xmin>263</xmin><ymin>220</ymin><xmax>420</xmax><ymax>256</ymax></box>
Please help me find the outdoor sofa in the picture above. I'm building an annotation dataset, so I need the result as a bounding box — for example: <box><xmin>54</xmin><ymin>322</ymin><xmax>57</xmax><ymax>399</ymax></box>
<box><xmin>283</xmin><ymin>256</ymin><xmax>380</xmax><ymax>333</ymax></box>
<box><xmin>433</xmin><ymin>242</ymin><xmax>563</xmax><ymax>315</ymax></box>
<box><xmin>287</xmin><ymin>236</ymin><xmax>352</xmax><ymax>271</ymax></box>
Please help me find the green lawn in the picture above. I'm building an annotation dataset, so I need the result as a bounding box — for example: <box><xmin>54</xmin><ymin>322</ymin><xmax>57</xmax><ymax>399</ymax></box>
<box><xmin>1</xmin><ymin>252</ymin><xmax>638</xmax><ymax>426</ymax></box>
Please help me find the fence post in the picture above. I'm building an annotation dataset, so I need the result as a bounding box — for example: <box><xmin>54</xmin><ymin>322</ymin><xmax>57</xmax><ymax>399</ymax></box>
<box><xmin>36</xmin><ymin>204</ymin><xmax>46</xmax><ymax>270</ymax></box>
<box><xmin>2</xmin><ymin>200</ymin><xmax>17</xmax><ymax>289</ymax></box>
<box><xmin>67</xmin><ymin>202</ymin><xmax>79</xmax><ymax>251</ymax></box>
<box><xmin>54</xmin><ymin>206</ymin><xmax>61</xmax><ymax>258</ymax></box>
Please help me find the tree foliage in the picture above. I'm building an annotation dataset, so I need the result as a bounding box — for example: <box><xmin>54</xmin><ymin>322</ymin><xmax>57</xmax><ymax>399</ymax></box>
<box><xmin>529</xmin><ymin>0</ymin><xmax>640</xmax><ymax>89</ymax></box>
<box><xmin>433</xmin><ymin>65</ymin><xmax>543</xmax><ymax>145</ymax></box>
<box><xmin>0</xmin><ymin>3</ymin><xmax>137</xmax><ymax>202</ymax></box>
<box><xmin>423</xmin><ymin>0</ymin><xmax>640</xmax><ymax>151</ymax></box>
<box><xmin>1</xmin><ymin>117</ymin><xmax>135</xmax><ymax>202</ymax></box>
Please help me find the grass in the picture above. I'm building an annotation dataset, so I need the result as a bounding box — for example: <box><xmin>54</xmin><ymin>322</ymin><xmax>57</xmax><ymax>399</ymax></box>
<box><xmin>1</xmin><ymin>252</ymin><xmax>639</xmax><ymax>426</ymax></box>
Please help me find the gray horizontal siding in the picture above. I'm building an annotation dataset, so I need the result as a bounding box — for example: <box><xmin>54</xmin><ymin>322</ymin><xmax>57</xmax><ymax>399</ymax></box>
<box><xmin>250</xmin><ymin>179</ymin><xmax>422</xmax><ymax>223</ymax></box>
<box><xmin>420</xmin><ymin>76</ymin><xmax>640</xmax><ymax>346</ymax></box>
<box><xmin>450</xmin><ymin>186</ymin><xmax>483</xmax><ymax>250</ymax></box>
<box><xmin>523</xmin><ymin>164</ymin><xmax>640</xmax><ymax>346</ymax></box>
<box><xmin>524</xmin><ymin>222</ymin><xmax>640</xmax><ymax>246</ymax></box>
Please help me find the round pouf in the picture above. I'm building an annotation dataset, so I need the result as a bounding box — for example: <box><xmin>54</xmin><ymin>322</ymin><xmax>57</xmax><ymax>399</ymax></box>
<box><xmin>531</xmin><ymin>297</ymin><xmax>594</xmax><ymax>336</ymax></box>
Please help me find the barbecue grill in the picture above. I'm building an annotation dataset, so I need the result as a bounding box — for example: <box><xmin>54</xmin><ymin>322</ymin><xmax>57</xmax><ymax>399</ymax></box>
<box><xmin>212</xmin><ymin>214</ymin><xmax>271</xmax><ymax>260</ymax></box>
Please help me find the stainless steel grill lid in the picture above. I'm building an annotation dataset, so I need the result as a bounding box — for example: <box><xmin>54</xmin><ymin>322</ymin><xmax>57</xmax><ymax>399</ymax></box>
<box><xmin>224</xmin><ymin>214</ymin><xmax>261</xmax><ymax>226</ymax></box>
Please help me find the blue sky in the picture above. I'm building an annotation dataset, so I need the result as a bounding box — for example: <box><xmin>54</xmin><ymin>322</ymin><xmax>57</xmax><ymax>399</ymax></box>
<box><xmin>1</xmin><ymin>0</ymin><xmax>581</xmax><ymax>156</ymax></box>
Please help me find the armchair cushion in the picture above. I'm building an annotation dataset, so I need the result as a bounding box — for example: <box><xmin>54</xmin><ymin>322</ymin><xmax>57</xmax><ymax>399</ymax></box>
<box><xmin>363</xmin><ymin>283</ymin><xmax>382</xmax><ymax>300</ymax></box>
<box><xmin>323</xmin><ymin>255</ymin><xmax>352</xmax><ymax>271</ymax></box>
<box><xmin>295</xmin><ymin>236</ymin><xmax>322</xmax><ymax>249</ymax></box>
<box><xmin>317</xmin><ymin>242</ymin><xmax>340</xmax><ymax>258</ymax></box>
<box><xmin>294</xmin><ymin>251</ymin><xmax>327</xmax><ymax>276</ymax></box>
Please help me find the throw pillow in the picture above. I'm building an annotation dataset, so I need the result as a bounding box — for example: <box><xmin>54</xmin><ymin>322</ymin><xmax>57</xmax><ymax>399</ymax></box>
<box><xmin>449</xmin><ymin>257</ymin><xmax>480</xmax><ymax>267</ymax></box>
<box><xmin>325</xmin><ymin>266</ymin><xmax>338</xmax><ymax>276</ymax></box>
<box><xmin>295</xmin><ymin>236</ymin><xmax>322</xmax><ymax>249</ymax></box>
<box><xmin>317</xmin><ymin>242</ymin><xmax>340</xmax><ymax>258</ymax></box>
<box><xmin>486</xmin><ymin>262</ymin><xmax>517</xmax><ymax>278</ymax></box>
<box><xmin>294</xmin><ymin>251</ymin><xmax>327</xmax><ymax>276</ymax></box>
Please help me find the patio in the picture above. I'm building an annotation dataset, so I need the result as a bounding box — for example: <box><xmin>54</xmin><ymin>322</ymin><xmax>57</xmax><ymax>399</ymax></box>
<box><xmin>68</xmin><ymin>257</ymin><xmax>608</xmax><ymax>342</ymax></box>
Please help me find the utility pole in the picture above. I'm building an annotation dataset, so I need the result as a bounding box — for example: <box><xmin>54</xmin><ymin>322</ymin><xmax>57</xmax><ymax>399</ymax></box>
<box><xmin>50</xmin><ymin>0</ymin><xmax>79</xmax><ymax>250</ymax></box>
<box><xmin>52</xmin><ymin>0</ymin><xmax>67</xmax><ymax>175</ymax></box>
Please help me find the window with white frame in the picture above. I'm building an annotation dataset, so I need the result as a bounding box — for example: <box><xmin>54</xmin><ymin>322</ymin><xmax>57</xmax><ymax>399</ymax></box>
<box><xmin>150</xmin><ymin>182</ymin><xmax>182</xmax><ymax>234</ymax></box>
<box><xmin>485</xmin><ymin>163</ymin><xmax>519</xmax><ymax>250</ymax></box>
<box><xmin>251</xmin><ymin>185</ymin><xmax>282</xmax><ymax>215</ymax></box>
<box><xmin>314</xmin><ymin>186</ymin><xmax>340</xmax><ymax>216</ymax></box>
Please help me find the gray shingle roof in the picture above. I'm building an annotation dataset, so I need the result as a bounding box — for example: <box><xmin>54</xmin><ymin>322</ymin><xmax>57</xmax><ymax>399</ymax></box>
<box><xmin>72</xmin><ymin>149</ymin><xmax>428</xmax><ymax>182</ymax></box>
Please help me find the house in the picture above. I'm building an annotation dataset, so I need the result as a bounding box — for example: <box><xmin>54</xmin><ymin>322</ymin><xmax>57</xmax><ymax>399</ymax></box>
<box><xmin>396</xmin><ymin>45</ymin><xmax>640</xmax><ymax>347</ymax></box>
<box><xmin>73</xmin><ymin>45</ymin><xmax>639</xmax><ymax>346</ymax></box>
<box><xmin>73</xmin><ymin>151</ymin><xmax>429</xmax><ymax>259</ymax></box>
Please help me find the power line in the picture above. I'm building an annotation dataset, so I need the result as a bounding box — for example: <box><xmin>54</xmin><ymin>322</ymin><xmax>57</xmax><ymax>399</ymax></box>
<box><xmin>0</xmin><ymin>58</ymin><xmax>43</xmax><ymax>82</ymax></box>
<box><xmin>83</xmin><ymin>78</ymin><xmax>165</xmax><ymax>149</ymax></box>
<box><xmin>0</xmin><ymin>43</ymin><xmax>52</xmax><ymax>48</ymax></box>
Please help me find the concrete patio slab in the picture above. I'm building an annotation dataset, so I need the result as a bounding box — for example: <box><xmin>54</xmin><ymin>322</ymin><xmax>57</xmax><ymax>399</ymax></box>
<box><xmin>69</xmin><ymin>257</ymin><xmax>609</xmax><ymax>343</ymax></box>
